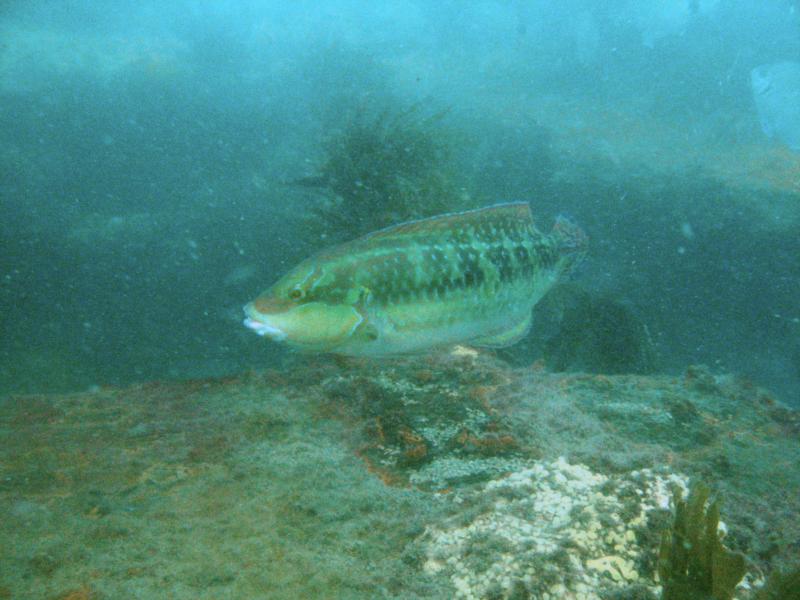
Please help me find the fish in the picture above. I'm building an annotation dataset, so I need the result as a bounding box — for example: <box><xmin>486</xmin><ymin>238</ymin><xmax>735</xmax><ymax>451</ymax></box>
<box><xmin>243</xmin><ymin>203</ymin><xmax>587</xmax><ymax>356</ymax></box>
<box><xmin>751</xmin><ymin>61</ymin><xmax>800</xmax><ymax>152</ymax></box>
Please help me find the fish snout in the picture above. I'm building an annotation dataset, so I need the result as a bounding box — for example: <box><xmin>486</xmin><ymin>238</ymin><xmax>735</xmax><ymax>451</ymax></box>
<box><xmin>242</xmin><ymin>303</ymin><xmax>288</xmax><ymax>341</ymax></box>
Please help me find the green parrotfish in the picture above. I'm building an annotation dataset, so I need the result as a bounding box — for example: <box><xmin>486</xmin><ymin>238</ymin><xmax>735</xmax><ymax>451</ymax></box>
<box><xmin>243</xmin><ymin>203</ymin><xmax>586</xmax><ymax>356</ymax></box>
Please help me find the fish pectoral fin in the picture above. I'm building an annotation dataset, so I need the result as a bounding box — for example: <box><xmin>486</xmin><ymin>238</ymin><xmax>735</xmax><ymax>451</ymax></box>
<box><xmin>338</xmin><ymin>287</ymin><xmax>380</xmax><ymax>343</ymax></box>
<box><xmin>351</xmin><ymin>315</ymin><xmax>379</xmax><ymax>342</ymax></box>
<box><xmin>345</xmin><ymin>285</ymin><xmax>373</xmax><ymax>307</ymax></box>
<box><xmin>472</xmin><ymin>312</ymin><xmax>532</xmax><ymax>348</ymax></box>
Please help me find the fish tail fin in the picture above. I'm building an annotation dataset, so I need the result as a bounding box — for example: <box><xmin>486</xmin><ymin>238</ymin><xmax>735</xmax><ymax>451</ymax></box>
<box><xmin>551</xmin><ymin>215</ymin><xmax>588</xmax><ymax>272</ymax></box>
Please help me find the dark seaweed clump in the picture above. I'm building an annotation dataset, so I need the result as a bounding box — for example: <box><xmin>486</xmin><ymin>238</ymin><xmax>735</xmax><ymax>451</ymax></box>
<box><xmin>300</xmin><ymin>104</ymin><xmax>474</xmax><ymax>245</ymax></box>
<box><xmin>658</xmin><ymin>482</ymin><xmax>746</xmax><ymax>600</ymax></box>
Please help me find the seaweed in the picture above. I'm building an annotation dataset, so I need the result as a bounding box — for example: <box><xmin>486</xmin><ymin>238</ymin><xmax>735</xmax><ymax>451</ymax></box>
<box><xmin>300</xmin><ymin>103</ymin><xmax>474</xmax><ymax>246</ymax></box>
<box><xmin>756</xmin><ymin>564</ymin><xmax>800</xmax><ymax>600</ymax></box>
<box><xmin>658</xmin><ymin>482</ymin><xmax>746</xmax><ymax>600</ymax></box>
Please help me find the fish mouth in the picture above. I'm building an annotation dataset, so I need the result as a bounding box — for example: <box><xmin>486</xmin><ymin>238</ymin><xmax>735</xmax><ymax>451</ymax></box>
<box><xmin>242</xmin><ymin>304</ymin><xmax>288</xmax><ymax>341</ymax></box>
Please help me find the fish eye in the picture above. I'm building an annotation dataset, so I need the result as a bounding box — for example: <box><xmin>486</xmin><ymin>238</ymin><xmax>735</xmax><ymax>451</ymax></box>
<box><xmin>288</xmin><ymin>288</ymin><xmax>304</xmax><ymax>300</ymax></box>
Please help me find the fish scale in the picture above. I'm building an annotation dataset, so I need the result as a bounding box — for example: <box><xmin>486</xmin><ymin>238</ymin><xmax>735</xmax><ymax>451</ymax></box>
<box><xmin>243</xmin><ymin>202</ymin><xmax>586</xmax><ymax>355</ymax></box>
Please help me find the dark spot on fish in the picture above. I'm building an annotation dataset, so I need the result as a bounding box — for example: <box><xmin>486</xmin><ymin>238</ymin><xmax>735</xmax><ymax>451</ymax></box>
<box><xmin>487</xmin><ymin>246</ymin><xmax>514</xmax><ymax>283</ymax></box>
<box><xmin>459</xmin><ymin>252</ymin><xmax>483</xmax><ymax>288</ymax></box>
<box><xmin>532</xmin><ymin>242</ymin><xmax>557</xmax><ymax>269</ymax></box>
<box><xmin>522</xmin><ymin>261</ymin><xmax>534</xmax><ymax>277</ymax></box>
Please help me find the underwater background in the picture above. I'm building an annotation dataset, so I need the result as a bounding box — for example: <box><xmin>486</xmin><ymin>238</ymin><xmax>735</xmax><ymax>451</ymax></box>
<box><xmin>1</xmin><ymin>1</ymin><xmax>800</xmax><ymax>599</ymax></box>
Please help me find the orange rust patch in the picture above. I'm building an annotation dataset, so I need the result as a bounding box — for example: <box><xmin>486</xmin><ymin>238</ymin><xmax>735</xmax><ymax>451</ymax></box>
<box><xmin>402</xmin><ymin>443</ymin><xmax>428</xmax><ymax>464</ymax></box>
<box><xmin>355</xmin><ymin>447</ymin><xmax>408</xmax><ymax>487</ymax></box>
<box><xmin>411</xmin><ymin>369</ymin><xmax>435</xmax><ymax>384</ymax></box>
<box><xmin>397</xmin><ymin>426</ymin><xmax>428</xmax><ymax>465</ymax></box>
<box><xmin>59</xmin><ymin>587</ymin><xmax>93</xmax><ymax>600</ymax></box>
<box><xmin>367</xmin><ymin>416</ymin><xmax>387</xmax><ymax>444</ymax></box>
<box><xmin>468</xmin><ymin>385</ymin><xmax>499</xmax><ymax>410</ymax></box>
<box><xmin>398</xmin><ymin>426</ymin><xmax>424</xmax><ymax>445</ymax></box>
<box><xmin>456</xmin><ymin>428</ymin><xmax>519</xmax><ymax>456</ymax></box>
<box><xmin>9</xmin><ymin>396</ymin><xmax>65</xmax><ymax>426</ymax></box>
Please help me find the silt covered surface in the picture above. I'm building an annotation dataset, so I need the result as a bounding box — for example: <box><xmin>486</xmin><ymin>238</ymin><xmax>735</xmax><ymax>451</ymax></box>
<box><xmin>1</xmin><ymin>352</ymin><xmax>798</xmax><ymax>599</ymax></box>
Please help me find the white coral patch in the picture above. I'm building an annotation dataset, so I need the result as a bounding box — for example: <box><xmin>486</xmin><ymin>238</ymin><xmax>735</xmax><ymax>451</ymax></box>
<box><xmin>422</xmin><ymin>457</ymin><xmax>691</xmax><ymax>600</ymax></box>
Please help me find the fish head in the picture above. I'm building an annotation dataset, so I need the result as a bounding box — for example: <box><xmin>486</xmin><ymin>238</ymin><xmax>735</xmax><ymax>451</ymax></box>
<box><xmin>243</xmin><ymin>259</ymin><xmax>366</xmax><ymax>352</ymax></box>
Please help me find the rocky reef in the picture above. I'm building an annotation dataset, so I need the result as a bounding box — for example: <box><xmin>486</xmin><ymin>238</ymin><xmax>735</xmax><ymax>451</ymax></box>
<box><xmin>1</xmin><ymin>352</ymin><xmax>798</xmax><ymax>599</ymax></box>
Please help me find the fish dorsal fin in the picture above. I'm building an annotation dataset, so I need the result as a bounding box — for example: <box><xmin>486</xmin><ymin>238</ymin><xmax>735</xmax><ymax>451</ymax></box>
<box><xmin>363</xmin><ymin>202</ymin><xmax>534</xmax><ymax>242</ymax></box>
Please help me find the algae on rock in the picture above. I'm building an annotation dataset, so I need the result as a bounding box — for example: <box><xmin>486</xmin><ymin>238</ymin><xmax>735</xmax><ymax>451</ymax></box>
<box><xmin>301</xmin><ymin>104</ymin><xmax>474</xmax><ymax>246</ymax></box>
<box><xmin>658</xmin><ymin>482</ymin><xmax>746</xmax><ymax>600</ymax></box>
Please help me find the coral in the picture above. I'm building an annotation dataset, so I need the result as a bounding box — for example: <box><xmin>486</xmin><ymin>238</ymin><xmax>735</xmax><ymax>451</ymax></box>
<box><xmin>657</xmin><ymin>482</ymin><xmax>746</xmax><ymax>600</ymax></box>
<box><xmin>419</xmin><ymin>458</ymin><xmax>686</xmax><ymax>599</ymax></box>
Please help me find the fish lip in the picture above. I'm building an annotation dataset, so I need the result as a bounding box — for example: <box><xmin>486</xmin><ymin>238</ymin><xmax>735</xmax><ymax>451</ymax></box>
<box><xmin>242</xmin><ymin>305</ymin><xmax>288</xmax><ymax>341</ymax></box>
<box><xmin>243</xmin><ymin>316</ymin><xmax>288</xmax><ymax>341</ymax></box>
